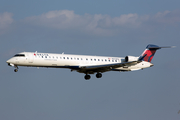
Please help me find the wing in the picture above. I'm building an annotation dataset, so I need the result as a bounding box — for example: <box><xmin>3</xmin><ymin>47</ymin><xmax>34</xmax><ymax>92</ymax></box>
<box><xmin>76</xmin><ymin>61</ymin><xmax>139</xmax><ymax>74</ymax></box>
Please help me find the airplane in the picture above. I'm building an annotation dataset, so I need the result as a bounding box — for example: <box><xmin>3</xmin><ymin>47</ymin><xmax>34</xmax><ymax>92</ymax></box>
<box><xmin>6</xmin><ymin>44</ymin><xmax>174</xmax><ymax>80</ymax></box>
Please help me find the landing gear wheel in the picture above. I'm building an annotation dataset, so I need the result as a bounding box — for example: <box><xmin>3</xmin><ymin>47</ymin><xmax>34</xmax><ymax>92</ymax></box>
<box><xmin>84</xmin><ymin>75</ymin><xmax>91</xmax><ymax>80</ymax></box>
<box><xmin>96</xmin><ymin>73</ymin><xmax>102</xmax><ymax>78</ymax></box>
<box><xmin>14</xmin><ymin>69</ymin><xmax>18</xmax><ymax>72</ymax></box>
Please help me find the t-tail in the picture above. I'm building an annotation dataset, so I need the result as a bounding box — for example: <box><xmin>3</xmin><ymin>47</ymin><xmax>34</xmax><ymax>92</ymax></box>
<box><xmin>138</xmin><ymin>44</ymin><xmax>175</xmax><ymax>62</ymax></box>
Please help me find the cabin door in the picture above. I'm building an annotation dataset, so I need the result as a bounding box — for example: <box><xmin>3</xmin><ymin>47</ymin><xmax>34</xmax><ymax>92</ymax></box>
<box><xmin>27</xmin><ymin>53</ymin><xmax>34</xmax><ymax>63</ymax></box>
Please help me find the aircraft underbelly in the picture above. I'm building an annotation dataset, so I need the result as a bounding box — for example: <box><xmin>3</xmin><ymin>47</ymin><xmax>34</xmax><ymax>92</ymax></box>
<box><xmin>114</xmin><ymin>61</ymin><xmax>153</xmax><ymax>71</ymax></box>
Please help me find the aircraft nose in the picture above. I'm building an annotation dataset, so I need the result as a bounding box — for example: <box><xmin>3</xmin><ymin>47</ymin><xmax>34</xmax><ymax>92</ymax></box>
<box><xmin>6</xmin><ymin>59</ymin><xmax>10</xmax><ymax>63</ymax></box>
<box><xmin>6</xmin><ymin>59</ymin><xmax>12</xmax><ymax>63</ymax></box>
<box><xmin>6</xmin><ymin>59</ymin><xmax>11</xmax><ymax>66</ymax></box>
<box><xmin>6</xmin><ymin>58</ymin><xmax>14</xmax><ymax>66</ymax></box>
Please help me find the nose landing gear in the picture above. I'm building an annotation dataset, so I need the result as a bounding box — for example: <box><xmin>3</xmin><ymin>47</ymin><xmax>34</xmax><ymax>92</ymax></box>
<box><xmin>14</xmin><ymin>66</ymin><xmax>18</xmax><ymax>72</ymax></box>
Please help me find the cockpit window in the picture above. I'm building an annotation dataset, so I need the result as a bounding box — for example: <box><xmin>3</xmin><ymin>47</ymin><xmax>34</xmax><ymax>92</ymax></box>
<box><xmin>14</xmin><ymin>54</ymin><xmax>25</xmax><ymax>57</ymax></box>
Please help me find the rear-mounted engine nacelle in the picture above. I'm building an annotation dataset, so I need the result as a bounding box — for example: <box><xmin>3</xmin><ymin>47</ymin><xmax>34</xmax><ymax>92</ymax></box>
<box><xmin>125</xmin><ymin>56</ymin><xmax>139</xmax><ymax>62</ymax></box>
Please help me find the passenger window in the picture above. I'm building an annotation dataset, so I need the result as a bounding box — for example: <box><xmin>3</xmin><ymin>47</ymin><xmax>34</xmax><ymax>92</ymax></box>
<box><xmin>63</xmin><ymin>57</ymin><xmax>65</xmax><ymax>59</ymax></box>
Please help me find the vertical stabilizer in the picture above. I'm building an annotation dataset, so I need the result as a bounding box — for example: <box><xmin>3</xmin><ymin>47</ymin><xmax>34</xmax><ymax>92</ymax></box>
<box><xmin>138</xmin><ymin>44</ymin><xmax>174</xmax><ymax>62</ymax></box>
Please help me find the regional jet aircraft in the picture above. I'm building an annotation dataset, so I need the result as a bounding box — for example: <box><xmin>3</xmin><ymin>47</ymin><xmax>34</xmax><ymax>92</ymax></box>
<box><xmin>6</xmin><ymin>44</ymin><xmax>173</xmax><ymax>80</ymax></box>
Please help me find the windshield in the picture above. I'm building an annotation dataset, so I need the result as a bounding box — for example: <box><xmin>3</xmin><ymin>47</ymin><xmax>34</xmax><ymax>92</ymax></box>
<box><xmin>13</xmin><ymin>54</ymin><xmax>25</xmax><ymax>57</ymax></box>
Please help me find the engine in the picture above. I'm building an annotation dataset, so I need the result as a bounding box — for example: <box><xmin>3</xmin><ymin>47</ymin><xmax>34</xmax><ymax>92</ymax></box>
<box><xmin>125</xmin><ymin>56</ymin><xmax>139</xmax><ymax>62</ymax></box>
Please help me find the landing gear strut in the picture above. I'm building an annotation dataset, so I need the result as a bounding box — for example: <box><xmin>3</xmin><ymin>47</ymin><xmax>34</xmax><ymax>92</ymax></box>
<box><xmin>96</xmin><ymin>73</ymin><xmax>102</xmax><ymax>78</ymax></box>
<box><xmin>84</xmin><ymin>74</ymin><xmax>91</xmax><ymax>80</ymax></box>
<box><xmin>14</xmin><ymin>66</ymin><xmax>18</xmax><ymax>72</ymax></box>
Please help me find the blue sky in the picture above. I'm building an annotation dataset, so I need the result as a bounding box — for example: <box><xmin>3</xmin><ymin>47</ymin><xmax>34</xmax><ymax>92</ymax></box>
<box><xmin>1</xmin><ymin>0</ymin><xmax>180</xmax><ymax>19</ymax></box>
<box><xmin>0</xmin><ymin>0</ymin><xmax>180</xmax><ymax>120</ymax></box>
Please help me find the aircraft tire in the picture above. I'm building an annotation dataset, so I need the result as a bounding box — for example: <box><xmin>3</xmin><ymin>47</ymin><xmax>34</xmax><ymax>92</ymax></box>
<box><xmin>14</xmin><ymin>69</ymin><xmax>18</xmax><ymax>72</ymax></box>
<box><xmin>96</xmin><ymin>73</ymin><xmax>102</xmax><ymax>78</ymax></box>
<box><xmin>84</xmin><ymin>75</ymin><xmax>91</xmax><ymax>80</ymax></box>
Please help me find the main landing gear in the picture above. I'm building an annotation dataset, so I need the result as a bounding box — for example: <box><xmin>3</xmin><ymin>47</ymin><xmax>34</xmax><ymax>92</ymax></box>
<box><xmin>96</xmin><ymin>73</ymin><xmax>102</xmax><ymax>78</ymax></box>
<box><xmin>84</xmin><ymin>73</ymin><xmax>102</xmax><ymax>80</ymax></box>
<box><xmin>84</xmin><ymin>74</ymin><xmax>91</xmax><ymax>80</ymax></box>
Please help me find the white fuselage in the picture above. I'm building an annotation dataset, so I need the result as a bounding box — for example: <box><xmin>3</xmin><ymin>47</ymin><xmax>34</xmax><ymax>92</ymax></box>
<box><xmin>6</xmin><ymin>52</ymin><xmax>153</xmax><ymax>72</ymax></box>
<box><xmin>6</xmin><ymin>44</ymin><xmax>171</xmax><ymax>80</ymax></box>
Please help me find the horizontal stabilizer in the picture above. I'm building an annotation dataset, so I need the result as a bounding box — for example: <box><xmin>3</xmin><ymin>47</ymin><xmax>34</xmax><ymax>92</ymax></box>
<box><xmin>146</xmin><ymin>44</ymin><xmax>176</xmax><ymax>50</ymax></box>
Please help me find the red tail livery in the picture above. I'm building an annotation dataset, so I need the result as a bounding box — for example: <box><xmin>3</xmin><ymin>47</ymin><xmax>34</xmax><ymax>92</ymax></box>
<box><xmin>138</xmin><ymin>44</ymin><xmax>174</xmax><ymax>62</ymax></box>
